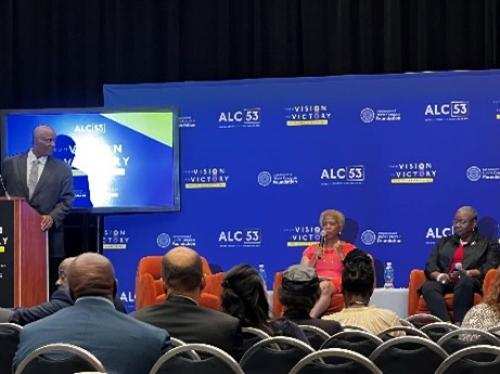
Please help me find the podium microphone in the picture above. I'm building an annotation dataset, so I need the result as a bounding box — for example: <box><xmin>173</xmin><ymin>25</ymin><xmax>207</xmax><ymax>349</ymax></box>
<box><xmin>0</xmin><ymin>173</ymin><xmax>11</xmax><ymax>200</ymax></box>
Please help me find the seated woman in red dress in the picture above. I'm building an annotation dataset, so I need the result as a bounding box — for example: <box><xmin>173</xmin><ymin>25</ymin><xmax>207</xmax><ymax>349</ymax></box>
<box><xmin>301</xmin><ymin>209</ymin><xmax>356</xmax><ymax>318</ymax></box>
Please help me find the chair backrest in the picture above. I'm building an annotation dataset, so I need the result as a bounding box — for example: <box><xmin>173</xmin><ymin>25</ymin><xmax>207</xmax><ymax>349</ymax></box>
<box><xmin>170</xmin><ymin>337</ymin><xmax>201</xmax><ymax>360</ymax></box>
<box><xmin>406</xmin><ymin>313</ymin><xmax>443</xmax><ymax>328</ymax></box>
<box><xmin>241</xmin><ymin>327</ymin><xmax>272</xmax><ymax>353</ymax></box>
<box><xmin>290</xmin><ymin>348</ymin><xmax>383</xmax><ymax>374</ymax></box>
<box><xmin>437</xmin><ymin>328</ymin><xmax>500</xmax><ymax>354</ymax></box>
<box><xmin>321</xmin><ymin>330</ymin><xmax>383</xmax><ymax>357</ymax></box>
<box><xmin>0</xmin><ymin>323</ymin><xmax>22</xmax><ymax>374</ymax></box>
<box><xmin>298</xmin><ymin>325</ymin><xmax>330</xmax><ymax>350</ymax></box>
<box><xmin>240</xmin><ymin>336</ymin><xmax>314</xmax><ymax>374</ymax></box>
<box><xmin>343</xmin><ymin>325</ymin><xmax>367</xmax><ymax>331</ymax></box>
<box><xmin>369</xmin><ymin>336</ymin><xmax>448</xmax><ymax>374</ymax></box>
<box><xmin>421</xmin><ymin>322</ymin><xmax>459</xmax><ymax>342</ymax></box>
<box><xmin>436</xmin><ymin>344</ymin><xmax>500</xmax><ymax>374</ymax></box>
<box><xmin>377</xmin><ymin>325</ymin><xmax>430</xmax><ymax>341</ymax></box>
<box><xmin>149</xmin><ymin>343</ymin><xmax>244</xmax><ymax>374</ymax></box>
<box><xmin>14</xmin><ymin>343</ymin><xmax>106</xmax><ymax>374</ymax></box>
<box><xmin>488</xmin><ymin>325</ymin><xmax>500</xmax><ymax>338</ymax></box>
<box><xmin>398</xmin><ymin>319</ymin><xmax>414</xmax><ymax>327</ymax></box>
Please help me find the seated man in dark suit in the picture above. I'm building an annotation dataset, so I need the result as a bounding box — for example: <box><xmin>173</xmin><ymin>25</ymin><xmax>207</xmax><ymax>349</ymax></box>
<box><xmin>134</xmin><ymin>246</ymin><xmax>243</xmax><ymax>357</ymax></box>
<box><xmin>13</xmin><ymin>253</ymin><xmax>169</xmax><ymax>374</ymax></box>
<box><xmin>279</xmin><ymin>264</ymin><xmax>342</xmax><ymax>335</ymax></box>
<box><xmin>0</xmin><ymin>257</ymin><xmax>126</xmax><ymax>325</ymax></box>
<box><xmin>421</xmin><ymin>206</ymin><xmax>498</xmax><ymax>324</ymax></box>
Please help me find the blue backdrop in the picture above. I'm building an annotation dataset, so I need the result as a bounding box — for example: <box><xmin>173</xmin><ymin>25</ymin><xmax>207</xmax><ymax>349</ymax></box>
<box><xmin>103</xmin><ymin>70</ymin><xmax>500</xmax><ymax>311</ymax></box>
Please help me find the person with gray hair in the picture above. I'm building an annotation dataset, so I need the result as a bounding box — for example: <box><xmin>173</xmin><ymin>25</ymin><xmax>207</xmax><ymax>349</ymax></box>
<box><xmin>301</xmin><ymin>209</ymin><xmax>357</xmax><ymax>317</ymax></box>
<box><xmin>421</xmin><ymin>206</ymin><xmax>498</xmax><ymax>324</ymax></box>
<box><xmin>13</xmin><ymin>253</ymin><xmax>169</xmax><ymax>374</ymax></box>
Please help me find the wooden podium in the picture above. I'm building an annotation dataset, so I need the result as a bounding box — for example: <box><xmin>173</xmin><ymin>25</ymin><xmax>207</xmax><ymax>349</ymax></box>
<box><xmin>0</xmin><ymin>197</ymin><xmax>48</xmax><ymax>308</ymax></box>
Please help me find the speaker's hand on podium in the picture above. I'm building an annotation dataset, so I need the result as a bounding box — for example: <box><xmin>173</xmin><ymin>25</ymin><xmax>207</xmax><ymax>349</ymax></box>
<box><xmin>41</xmin><ymin>215</ymin><xmax>54</xmax><ymax>231</ymax></box>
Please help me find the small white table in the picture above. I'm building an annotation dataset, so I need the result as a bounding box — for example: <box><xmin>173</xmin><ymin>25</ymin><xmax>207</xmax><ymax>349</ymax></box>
<box><xmin>370</xmin><ymin>288</ymin><xmax>409</xmax><ymax>319</ymax></box>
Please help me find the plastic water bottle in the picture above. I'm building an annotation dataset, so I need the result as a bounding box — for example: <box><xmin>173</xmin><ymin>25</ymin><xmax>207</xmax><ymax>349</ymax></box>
<box><xmin>384</xmin><ymin>262</ymin><xmax>394</xmax><ymax>288</ymax></box>
<box><xmin>258</xmin><ymin>264</ymin><xmax>268</xmax><ymax>291</ymax></box>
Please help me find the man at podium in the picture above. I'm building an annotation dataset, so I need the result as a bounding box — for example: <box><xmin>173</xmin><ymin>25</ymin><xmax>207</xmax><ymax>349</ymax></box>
<box><xmin>1</xmin><ymin>125</ymin><xmax>74</xmax><ymax>289</ymax></box>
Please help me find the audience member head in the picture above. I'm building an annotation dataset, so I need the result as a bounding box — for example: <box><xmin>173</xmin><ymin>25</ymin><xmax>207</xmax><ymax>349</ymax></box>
<box><xmin>342</xmin><ymin>249</ymin><xmax>375</xmax><ymax>307</ymax></box>
<box><xmin>279</xmin><ymin>264</ymin><xmax>320</xmax><ymax>317</ymax></box>
<box><xmin>319</xmin><ymin>209</ymin><xmax>345</xmax><ymax>240</ymax></box>
<box><xmin>56</xmin><ymin>256</ymin><xmax>75</xmax><ymax>286</ymax></box>
<box><xmin>222</xmin><ymin>264</ymin><xmax>269</xmax><ymax>329</ymax></box>
<box><xmin>67</xmin><ymin>253</ymin><xmax>116</xmax><ymax>301</ymax></box>
<box><xmin>484</xmin><ymin>265</ymin><xmax>500</xmax><ymax>316</ymax></box>
<box><xmin>32</xmin><ymin>125</ymin><xmax>56</xmax><ymax>157</ymax></box>
<box><xmin>162</xmin><ymin>246</ymin><xmax>204</xmax><ymax>300</ymax></box>
<box><xmin>453</xmin><ymin>205</ymin><xmax>478</xmax><ymax>240</ymax></box>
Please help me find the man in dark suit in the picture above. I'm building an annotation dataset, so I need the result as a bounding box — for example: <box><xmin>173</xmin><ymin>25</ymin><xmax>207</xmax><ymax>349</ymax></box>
<box><xmin>422</xmin><ymin>206</ymin><xmax>498</xmax><ymax>324</ymax></box>
<box><xmin>1</xmin><ymin>125</ymin><xmax>74</xmax><ymax>288</ymax></box>
<box><xmin>0</xmin><ymin>257</ymin><xmax>126</xmax><ymax>324</ymax></box>
<box><xmin>13</xmin><ymin>253</ymin><xmax>169</xmax><ymax>374</ymax></box>
<box><xmin>134</xmin><ymin>246</ymin><xmax>243</xmax><ymax>357</ymax></box>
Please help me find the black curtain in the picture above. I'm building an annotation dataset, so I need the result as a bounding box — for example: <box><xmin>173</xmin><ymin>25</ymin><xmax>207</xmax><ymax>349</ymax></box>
<box><xmin>1</xmin><ymin>0</ymin><xmax>500</xmax><ymax>109</ymax></box>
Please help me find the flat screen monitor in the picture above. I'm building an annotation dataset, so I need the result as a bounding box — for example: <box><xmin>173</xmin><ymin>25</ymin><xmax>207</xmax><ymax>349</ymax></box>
<box><xmin>1</xmin><ymin>108</ymin><xmax>179</xmax><ymax>213</ymax></box>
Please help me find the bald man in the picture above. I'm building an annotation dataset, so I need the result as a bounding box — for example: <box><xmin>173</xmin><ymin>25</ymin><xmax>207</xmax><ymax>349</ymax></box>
<box><xmin>1</xmin><ymin>125</ymin><xmax>74</xmax><ymax>288</ymax></box>
<box><xmin>0</xmin><ymin>256</ymin><xmax>125</xmax><ymax>325</ymax></box>
<box><xmin>14</xmin><ymin>253</ymin><xmax>169</xmax><ymax>374</ymax></box>
<box><xmin>134</xmin><ymin>246</ymin><xmax>243</xmax><ymax>358</ymax></box>
<box><xmin>422</xmin><ymin>206</ymin><xmax>498</xmax><ymax>324</ymax></box>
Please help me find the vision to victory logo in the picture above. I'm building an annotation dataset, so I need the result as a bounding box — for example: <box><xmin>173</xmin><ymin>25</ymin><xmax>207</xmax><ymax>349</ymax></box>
<box><xmin>320</xmin><ymin>166</ymin><xmax>365</xmax><ymax>186</ymax></box>
<box><xmin>0</xmin><ymin>226</ymin><xmax>8</xmax><ymax>254</ymax></box>
<box><xmin>360</xmin><ymin>229</ymin><xmax>402</xmax><ymax>246</ymax></box>
<box><xmin>178</xmin><ymin>115</ymin><xmax>197</xmax><ymax>128</ymax></box>
<box><xmin>360</xmin><ymin>107</ymin><xmax>401</xmax><ymax>124</ymax></box>
<box><xmin>285</xmin><ymin>104</ymin><xmax>332</xmax><ymax>126</ymax></box>
<box><xmin>218</xmin><ymin>229</ymin><xmax>262</xmax><ymax>248</ymax></box>
<box><xmin>257</xmin><ymin>170</ymin><xmax>299</xmax><ymax>187</ymax></box>
<box><xmin>218</xmin><ymin>108</ymin><xmax>261</xmax><ymax>129</ymax></box>
<box><xmin>424</xmin><ymin>101</ymin><xmax>469</xmax><ymax>122</ymax></box>
<box><xmin>102</xmin><ymin>228</ymin><xmax>130</xmax><ymax>250</ymax></box>
<box><xmin>184</xmin><ymin>167</ymin><xmax>230</xmax><ymax>189</ymax></box>
<box><xmin>284</xmin><ymin>225</ymin><xmax>322</xmax><ymax>247</ymax></box>
<box><xmin>389</xmin><ymin>162</ymin><xmax>437</xmax><ymax>184</ymax></box>
<box><xmin>466</xmin><ymin>166</ymin><xmax>500</xmax><ymax>182</ymax></box>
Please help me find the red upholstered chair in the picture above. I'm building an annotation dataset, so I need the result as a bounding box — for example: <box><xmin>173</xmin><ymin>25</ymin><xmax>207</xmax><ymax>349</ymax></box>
<box><xmin>135</xmin><ymin>255</ymin><xmax>223</xmax><ymax>311</ymax></box>
<box><xmin>407</xmin><ymin>268</ymin><xmax>497</xmax><ymax>316</ymax></box>
<box><xmin>272</xmin><ymin>271</ymin><xmax>345</xmax><ymax>318</ymax></box>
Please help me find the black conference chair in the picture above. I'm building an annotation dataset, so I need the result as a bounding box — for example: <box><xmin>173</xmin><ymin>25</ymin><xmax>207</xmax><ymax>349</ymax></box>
<box><xmin>488</xmin><ymin>325</ymin><xmax>500</xmax><ymax>339</ymax></box>
<box><xmin>149</xmin><ymin>343</ymin><xmax>244</xmax><ymax>374</ymax></box>
<box><xmin>437</xmin><ymin>328</ymin><xmax>500</xmax><ymax>354</ymax></box>
<box><xmin>421</xmin><ymin>322</ymin><xmax>458</xmax><ymax>342</ymax></box>
<box><xmin>406</xmin><ymin>313</ymin><xmax>443</xmax><ymax>329</ymax></box>
<box><xmin>0</xmin><ymin>323</ymin><xmax>22</xmax><ymax>374</ymax></box>
<box><xmin>377</xmin><ymin>325</ymin><xmax>430</xmax><ymax>341</ymax></box>
<box><xmin>241</xmin><ymin>326</ymin><xmax>272</xmax><ymax>354</ymax></box>
<box><xmin>320</xmin><ymin>330</ymin><xmax>383</xmax><ymax>358</ymax></box>
<box><xmin>14</xmin><ymin>343</ymin><xmax>106</xmax><ymax>374</ymax></box>
<box><xmin>170</xmin><ymin>337</ymin><xmax>201</xmax><ymax>360</ymax></box>
<box><xmin>289</xmin><ymin>348</ymin><xmax>382</xmax><ymax>374</ymax></box>
<box><xmin>298</xmin><ymin>325</ymin><xmax>330</xmax><ymax>350</ymax></box>
<box><xmin>240</xmin><ymin>336</ymin><xmax>314</xmax><ymax>374</ymax></box>
<box><xmin>435</xmin><ymin>344</ymin><xmax>500</xmax><ymax>374</ymax></box>
<box><xmin>369</xmin><ymin>336</ymin><xmax>448</xmax><ymax>374</ymax></box>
